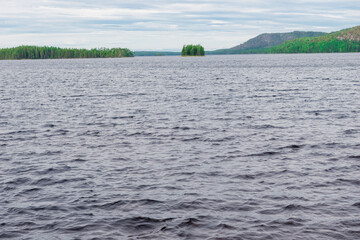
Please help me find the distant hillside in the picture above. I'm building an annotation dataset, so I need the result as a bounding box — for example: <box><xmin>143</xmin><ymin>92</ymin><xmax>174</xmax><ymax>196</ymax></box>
<box><xmin>134</xmin><ymin>51</ymin><xmax>180</xmax><ymax>56</ymax></box>
<box><xmin>262</xmin><ymin>25</ymin><xmax>360</xmax><ymax>53</ymax></box>
<box><xmin>208</xmin><ymin>31</ymin><xmax>326</xmax><ymax>55</ymax></box>
<box><xmin>231</xmin><ymin>31</ymin><xmax>326</xmax><ymax>50</ymax></box>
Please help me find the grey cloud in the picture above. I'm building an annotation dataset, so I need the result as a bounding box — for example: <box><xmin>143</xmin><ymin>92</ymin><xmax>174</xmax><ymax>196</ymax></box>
<box><xmin>0</xmin><ymin>0</ymin><xmax>359</xmax><ymax>49</ymax></box>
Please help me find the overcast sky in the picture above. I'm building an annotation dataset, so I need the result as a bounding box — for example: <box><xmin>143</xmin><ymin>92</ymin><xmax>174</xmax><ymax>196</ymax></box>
<box><xmin>0</xmin><ymin>0</ymin><xmax>359</xmax><ymax>51</ymax></box>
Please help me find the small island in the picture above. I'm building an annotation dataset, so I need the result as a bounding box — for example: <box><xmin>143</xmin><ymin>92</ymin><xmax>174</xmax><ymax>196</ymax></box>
<box><xmin>0</xmin><ymin>46</ymin><xmax>134</xmax><ymax>60</ymax></box>
<box><xmin>181</xmin><ymin>44</ymin><xmax>205</xmax><ymax>56</ymax></box>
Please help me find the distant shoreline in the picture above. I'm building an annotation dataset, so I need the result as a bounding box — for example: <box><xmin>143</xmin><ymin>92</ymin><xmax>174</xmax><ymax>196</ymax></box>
<box><xmin>0</xmin><ymin>46</ymin><xmax>134</xmax><ymax>60</ymax></box>
<box><xmin>2</xmin><ymin>24</ymin><xmax>360</xmax><ymax>60</ymax></box>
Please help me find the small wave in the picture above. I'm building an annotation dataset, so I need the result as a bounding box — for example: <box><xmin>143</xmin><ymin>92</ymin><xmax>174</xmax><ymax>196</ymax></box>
<box><xmin>204</xmin><ymin>136</ymin><xmax>235</xmax><ymax>143</ymax></box>
<box><xmin>258</xmin><ymin>204</ymin><xmax>308</xmax><ymax>215</ymax></box>
<box><xmin>336</xmin><ymin>178</ymin><xmax>360</xmax><ymax>186</ymax></box>
<box><xmin>127</xmin><ymin>131</ymin><xmax>153</xmax><ymax>137</ymax></box>
<box><xmin>71</xmin><ymin>158</ymin><xmax>87</xmax><ymax>162</ymax></box>
<box><xmin>269</xmin><ymin>218</ymin><xmax>305</xmax><ymax>227</ymax></box>
<box><xmin>1</xmin><ymin>129</ymin><xmax>38</xmax><ymax>135</ymax></box>
<box><xmin>182</xmin><ymin>137</ymin><xmax>201</xmax><ymax>142</ymax></box>
<box><xmin>13</xmin><ymin>221</ymin><xmax>36</xmax><ymax>227</ymax></box>
<box><xmin>77</xmin><ymin>130</ymin><xmax>101</xmax><ymax>136</ymax></box>
<box><xmin>263</xmin><ymin>195</ymin><xmax>308</xmax><ymax>202</ymax></box>
<box><xmin>352</xmin><ymin>202</ymin><xmax>360</xmax><ymax>208</ymax></box>
<box><xmin>52</xmin><ymin>129</ymin><xmax>69</xmax><ymax>135</ymax></box>
<box><xmin>64</xmin><ymin>223</ymin><xmax>99</xmax><ymax>232</ymax></box>
<box><xmin>173</xmin><ymin>200</ymin><xmax>210</xmax><ymax>211</ymax></box>
<box><xmin>218</xmin><ymin>203</ymin><xmax>255</xmax><ymax>212</ymax></box>
<box><xmin>93</xmin><ymin>199</ymin><xmax>164</xmax><ymax>211</ymax></box>
<box><xmin>67</xmin><ymin>94</ymin><xmax>85</xmax><ymax>98</ymax></box>
<box><xmin>283</xmin><ymin>204</ymin><xmax>308</xmax><ymax>211</ymax></box>
<box><xmin>111</xmin><ymin>216</ymin><xmax>173</xmax><ymax>234</ymax></box>
<box><xmin>16</xmin><ymin>188</ymin><xmax>41</xmax><ymax>196</ymax></box>
<box><xmin>258</xmin><ymin>208</ymin><xmax>283</xmax><ymax>215</ymax></box>
<box><xmin>216</xmin><ymin>223</ymin><xmax>237</xmax><ymax>230</ymax></box>
<box><xmin>306</xmin><ymin>109</ymin><xmax>333</xmax><ymax>115</ymax></box>
<box><xmin>42</xmin><ymin>123</ymin><xmax>56</xmax><ymax>128</ymax></box>
<box><xmin>31</xmin><ymin>177</ymin><xmax>84</xmax><ymax>186</ymax></box>
<box><xmin>232</xmin><ymin>174</ymin><xmax>256</xmax><ymax>180</ymax></box>
<box><xmin>172</xmin><ymin>126</ymin><xmax>191</xmax><ymax>130</ymax></box>
<box><xmin>6</xmin><ymin>177</ymin><xmax>31</xmax><ymax>185</ymax></box>
<box><xmin>247</xmin><ymin>151</ymin><xmax>281</xmax><ymax>157</ymax></box>
<box><xmin>37</xmin><ymin>222</ymin><xmax>61</xmax><ymax>231</ymax></box>
<box><xmin>177</xmin><ymin>217</ymin><xmax>204</xmax><ymax>228</ymax></box>
<box><xmin>38</xmin><ymin>150</ymin><xmax>63</xmax><ymax>156</ymax></box>
<box><xmin>340</xmin><ymin>220</ymin><xmax>360</xmax><ymax>227</ymax></box>
<box><xmin>336</xmin><ymin>114</ymin><xmax>348</xmax><ymax>119</ymax></box>
<box><xmin>91</xmin><ymin>93</ymin><xmax>130</xmax><ymax>98</ymax></box>
<box><xmin>26</xmin><ymin>205</ymin><xmax>68</xmax><ymax>213</ymax></box>
<box><xmin>0</xmin><ymin>232</ymin><xmax>22</xmax><ymax>239</ymax></box>
<box><xmin>198</xmin><ymin>171</ymin><xmax>225</xmax><ymax>177</ymax></box>
<box><xmin>170</xmin><ymin>171</ymin><xmax>196</xmax><ymax>177</ymax></box>
<box><xmin>251</xmin><ymin>124</ymin><xmax>284</xmax><ymax>129</ymax></box>
<box><xmin>278</xmin><ymin>144</ymin><xmax>304</xmax><ymax>150</ymax></box>
<box><xmin>344</xmin><ymin>129</ymin><xmax>359</xmax><ymax>134</ymax></box>
<box><xmin>111</xmin><ymin>116</ymin><xmax>134</xmax><ymax>119</ymax></box>
<box><xmin>36</xmin><ymin>165</ymin><xmax>71</xmax><ymax>175</ymax></box>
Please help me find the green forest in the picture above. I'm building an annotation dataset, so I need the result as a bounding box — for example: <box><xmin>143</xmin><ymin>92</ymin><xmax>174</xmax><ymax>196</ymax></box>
<box><xmin>258</xmin><ymin>26</ymin><xmax>360</xmax><ymax>54</ymax></box>
<box><xmin>263</xmin><ymin>38</ymin><xmax>360</xmax><ymax>53</ymax></box>
<box><xmin>0</xmin><ymin>46</ymin><xmax>134</xmax><ymax>60</ymax></box>
<box><xmin>181</xmin><ymin>45</ymin><xmax>205</xmax><ymax>56</ymax></box>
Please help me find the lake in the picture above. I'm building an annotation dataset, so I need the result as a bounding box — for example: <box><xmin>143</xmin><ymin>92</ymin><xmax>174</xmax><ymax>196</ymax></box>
<box><xmin>1</xmin><ymin>54</ymin><xmax>360</xmax><ymax>239</ymax></box>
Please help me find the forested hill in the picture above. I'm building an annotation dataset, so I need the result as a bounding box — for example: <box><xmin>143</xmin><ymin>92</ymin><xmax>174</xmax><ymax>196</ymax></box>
<box><xmin>0</xmin><ymin>46</ymin><xmax>134</xmax><ymax>60</ymax></box>
<box><xmin>262</xmin><ymin>25</ymin><xmax>360</xmax><ymax>53</ymax></box>
<box><xmin>231</xmin><ymin>31</ymin><xmax>326</xmax><ymax>50</ymax></box>
<box><xmin>208</xmin><ymin>31</ymin><xmax>326</xmax><ymax>54</ymax></box>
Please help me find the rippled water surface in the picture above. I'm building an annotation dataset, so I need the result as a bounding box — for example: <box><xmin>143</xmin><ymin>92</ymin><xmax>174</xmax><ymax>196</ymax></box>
<box><xmin>1</xmin><ymin>54</ymin><xmax>360</xmax><ymax>239</ymax></box>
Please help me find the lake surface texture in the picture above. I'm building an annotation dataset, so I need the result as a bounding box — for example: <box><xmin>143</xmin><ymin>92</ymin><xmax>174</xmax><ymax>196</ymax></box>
<box><xmin>1</xmin><ymin>54</ymin><xmax>360</xmax><ymax>239</ymax></box>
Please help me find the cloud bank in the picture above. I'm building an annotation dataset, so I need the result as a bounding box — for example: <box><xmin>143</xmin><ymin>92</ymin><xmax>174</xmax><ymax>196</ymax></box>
<box><xmin>0</xmin><ymin>0</ymin><xmax>359</xmax><ymax>50</ymax></box>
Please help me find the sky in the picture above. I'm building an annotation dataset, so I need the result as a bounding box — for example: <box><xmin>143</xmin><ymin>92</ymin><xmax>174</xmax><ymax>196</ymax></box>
<box><xmin>0</xmin><ymin>0</ymin><xmax>360</xmax><ymax>51</ymax></box>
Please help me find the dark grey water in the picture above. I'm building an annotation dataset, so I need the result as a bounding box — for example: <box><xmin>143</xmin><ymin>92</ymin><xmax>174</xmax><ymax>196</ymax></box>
<box><xmin>1</xmin><ymin>54</ymin><xmax>360</xmax><ymax>240</ymax></box>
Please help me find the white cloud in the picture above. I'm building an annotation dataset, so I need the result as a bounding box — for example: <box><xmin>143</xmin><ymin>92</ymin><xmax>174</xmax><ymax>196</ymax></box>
<box><xmin>0</xmin><ymin>0</ymin><xmax>359</xmax><ymax>50</ymax></box>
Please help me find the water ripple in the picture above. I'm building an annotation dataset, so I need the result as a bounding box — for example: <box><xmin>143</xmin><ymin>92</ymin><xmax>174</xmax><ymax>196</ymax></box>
<box><xmin>1</xmin><ymin>54</ymin><xmax>360</xmax><ymax>239</ymax></box>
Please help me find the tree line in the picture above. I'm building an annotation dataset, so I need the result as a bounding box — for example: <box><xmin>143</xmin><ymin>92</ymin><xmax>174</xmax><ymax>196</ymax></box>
<box><xmin>0</xmin><ymin>46</ymin><xmax>134</xmax><ymax>60</ymax></box>
<box><xmin>263</xmin><ymin>38</ymin><xmax>360</xmax><ymax>54</ymax></box>
<box><xmin>181</xmin><ymin>45</ymin><xmax>205</xmax><ymax>56</ymax></box>
<box><xmin>258</xmin><ymin>27</ymin><xmax>360</xmax><ymax>54</ymax></box>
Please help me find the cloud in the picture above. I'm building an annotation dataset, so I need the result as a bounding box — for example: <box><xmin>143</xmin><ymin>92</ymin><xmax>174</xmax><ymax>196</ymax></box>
<box><xmin>0</xmin><ymin>0</ymin><xmax>359</xmax><ymax>50</ymax></box>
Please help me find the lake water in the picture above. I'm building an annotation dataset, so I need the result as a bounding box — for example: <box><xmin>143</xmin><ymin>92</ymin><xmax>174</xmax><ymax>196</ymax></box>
<box><xmin>1</xmin><ymin>54</ymin><xmax>360</xmax><ymax>239</ymax></box>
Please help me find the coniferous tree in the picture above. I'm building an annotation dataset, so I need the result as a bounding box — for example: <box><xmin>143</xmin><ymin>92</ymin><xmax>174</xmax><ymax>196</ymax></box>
<box><xmin>181</xmin><ymin>44</ymin><xmax>205</xmax><ymax>56</ymax></box>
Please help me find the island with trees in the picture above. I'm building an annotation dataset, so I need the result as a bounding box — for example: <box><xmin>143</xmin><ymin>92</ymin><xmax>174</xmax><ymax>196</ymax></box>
<box><xmin>181</xmin><ymin>44</ymin><xmax>205</xmax><ymax>56</ymax></box>
<box><xmin>0</xmin><ymin>46</ymin><xmax>134</xmax><ymax>60</ymax></box>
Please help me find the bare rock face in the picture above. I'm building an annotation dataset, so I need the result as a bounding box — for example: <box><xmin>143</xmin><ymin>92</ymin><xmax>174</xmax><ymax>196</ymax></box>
<box><xmin>336</xmin><ymin>26</ymin><xmax>360</xmax><ymax>42</ymax></box>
